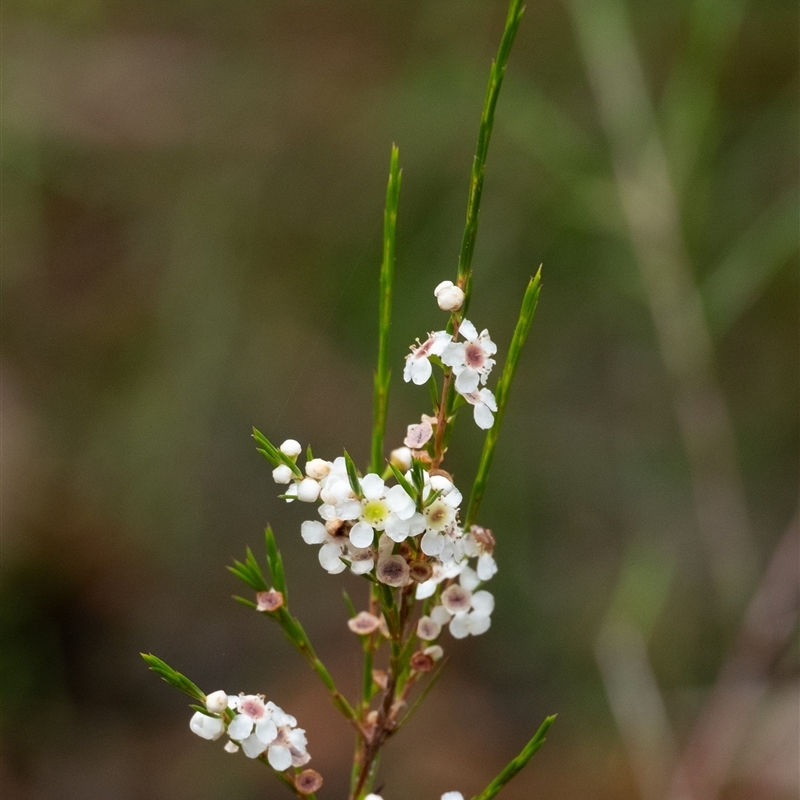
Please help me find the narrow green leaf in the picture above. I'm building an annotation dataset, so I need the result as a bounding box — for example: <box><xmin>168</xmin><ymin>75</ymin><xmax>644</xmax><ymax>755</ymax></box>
<box><xmin>472</xmin><ymin>715</ymin><xmax>556</xmax><ymax>800</ymax></box>
<box><xmin>370</xmin><ymin>145</ymin><xmax>402</xmax><ymax>475</ymax></box>
<box><xmin>344</xmin><ymin>450</ymin><xmax>363</xmax><ymax>497</ymax></box>
<box><xmin>342</xmin><ymin>590</ymin><xmax>357</xmax><ymax>618</ymax></box>
<box><xmin>141</xmin><ymin>653</ymin><xmax>205</xmax><ymax>702</ymax></box>
<box><xmin>233</xmin><ymin>595</ymin><xmax>258</xmax><ymax>609</ymax></box>
<box><xmin>466</xmin><ymin>271</ymin><xmax>541</xmax><ymax>527</ymax></box>
<box><xmin>264</xmin><ymin>526</ymin><xmax>287</xmax><ymax>599</ymax></box>
<box><xmin>457</xmin><ymin>0</ymin><xmax>526</xmax><ymax>315</ymax></box>
<box><xmin>252</xmin><ymin>427</ymin><xmax>302</xmax><ymax>478</ymax></box>
<box><xmin>388</xmin><ymin>462</ymin><xmax>417</xmax><ymax>500</ymax></box>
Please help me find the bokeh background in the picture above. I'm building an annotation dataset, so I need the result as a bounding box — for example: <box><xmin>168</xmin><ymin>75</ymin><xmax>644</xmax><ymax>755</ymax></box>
<box><xmin>2</xmin><ymin>0</ymin><xmax>798</xmax><ymax>798</ymax></box>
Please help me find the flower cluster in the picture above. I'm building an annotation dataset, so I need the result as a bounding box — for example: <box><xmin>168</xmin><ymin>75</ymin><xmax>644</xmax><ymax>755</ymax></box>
<box><xmin>365</xmin><ymin>792</ymin><xmax>464</xmax><ymax>800</ymax></box>
<box><xmin>403</xmin><ymin>283</ymin><xmax>498</xmax><ymax>430</ymax></box>
<box><xmin>189</xmin><ymin>691</ymin><xmax>312</xmax><ymax>773</ymax></box>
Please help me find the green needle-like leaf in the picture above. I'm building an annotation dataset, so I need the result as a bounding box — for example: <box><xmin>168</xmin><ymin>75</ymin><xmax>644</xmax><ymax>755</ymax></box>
<box><xmin>466</xmin><ymin>270</ymin><xmax>541</xmax><ymax>527</ymax></box>
<box><xmin>371</xmin><ymin>145</ymin><xmax>402</xmax><ymax>475</ymax></box>
<box><xmin>457</xmin><ymin>0</ymin><xmax>526</xmax><ymax>315</ymax></box>
<box><xmin>141</xmin><ymin>653</ymin><xmax>205</xmax><ymax>702</ymax></box>
<box><xmin>344</xmin><ymin>450</ymin><xmax>363</xmax><ymax>497</ymax></box>
<box><xmin>472</xmin><ymin>715</ymin><xmax>556</xmax><ymax>800</ymax></box>
<box><xmin>264</xmin><ymin>526</ymin><xmax>288</xmax><ymax>599</ymax></box>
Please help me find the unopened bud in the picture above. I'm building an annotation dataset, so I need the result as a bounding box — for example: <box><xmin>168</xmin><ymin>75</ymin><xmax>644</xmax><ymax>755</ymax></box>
<box><xmin>272</xmin><ymin>464</ymin><xmax>293</xmax><ymax>484</ymax></box>
<box><xmin>256</xmin><ymin>589</ymin><xmax>284</xmax><ymax>612</ymax></box>
<box><xmin>279</xmin><ymin>439</ymin><xmax>302</xmax><ymax>458</ymax></box>
<box><xmin>389</xmin><ymin>446</ymin><xmax>412</xmax><ymax>471</ymax></box>
<box><xmin>295</xmin><ymin>769</ymin><xmax>324</xmax><ymax>795</ymax></box>
<box><xmin>410</xmin><ymin>650</ymin><xmax>435</xmax><ymax>672</ymax></box>
<box><xmin>424</xmin><ymin>644</ymin><xmax>444</xmax><ymax>661</ymax></box>
<box><xmin>434</xmin><ymin>280</ymin><xmax>465</xmax><ymax>311</ymax></box>
<box><xmin>297</xmin><ymin>478</ymin><xmax>320</xmax><ymax>502</ymax></box>
<box><xmin>205</xmin><ymin>690</ymin><xmax>228</xmax><ymax>714</ymax></box>
<box><xmin>347</xmin><ymin>611</ymin><xmax>381</xmax><ymax>635</ymax></box>
<box><xmin>305</xmin><ymin>458</ymin><xmax>331</xmax><ymax>480</ymax></box>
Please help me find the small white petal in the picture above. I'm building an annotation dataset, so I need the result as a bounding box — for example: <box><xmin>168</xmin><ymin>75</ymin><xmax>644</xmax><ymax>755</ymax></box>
<box><xmin>224</xmin><ymin>740</ymin><xmax>240</xmax><ymax>753</ymax></box>
<box><xmin>336</xmin><ymin>498</ymin><xmax>363</xmax><ymax>521</ymax></box>
<box><xmin>384</xmin><ymin>514</ymin><xmax>410</xmax><ymax>543</ymax></box>
<box><xmin>440</xmin><ymin>342</ymin><xmax>466</xmax><ymax>368</ymax></box>
<box><xmin>408</xmin><ymin>357</ymin><xmax>432</xmax><ymax>385</ymax></box>
<box><xmin>407</xmin><ymin>512</ymin><xmax>427</xmax><ymax>536</ymax></box>
<box><xmin>390</xmin><ymin>446</ymin><xmax>413</xmax><ymax>471</ymax></box>
<box><xmin>301</xmin><ymin>520</ymin><xmax>327</xmax><ymax>545</ymax></box>
<box><xmin>349</xmin><ymin>521</ymin><xmax>375</xmax><ymax>548</ymax></box>
<box><xmin>319</xmin><ymin>542</ymin><xmax>345</xmax><ymax>571</ymax></box>
<box><xmin>227</xmin><ymin>714</ymin><xmax>254</xmax><ymax>741</ymax></box>
<box><xmin>477</xmin><ymin>553</ymin><xmax>498</xmax><ymax>581</ymax></box>
<box><xmin>459</xmin><ymin>319</ymin><xmax>478</xmax><ymax>341</ymax></box>
<box><xmin>473</xmin><ymin>402</ymin><xmax>494</xmax><ymax>430</ymax></box>
<box><xmin>255</xmin><ymin>718</ymin><xmax>278</xmax><ymax>744</ymax></box>
<box><xmin>459</xmin><ymin>565</ymin><xmax>480</xmax><ymax>591</ymax></box>
<box><xmin>267</xmin><ymin>743</ymin><xmax>292</xmax><ymax>771</ymax></box>
<box><xmin>190</xmin><ymin>711</ymin><xmax>225</xmax><ymax>741</ymax></box>
<box><xmin>288</xmin><ymin>728</ymin><xmax>308</xmax><ymax>750</ymax></box>
<box><xmin>429</xmin><ymin>475</ymin><xmax>453</xmax><ymax>493</ymax></box>
<box><xmin>421</xmin><ymin>530</ymin><xmax>444</xmax><ymax>556</ymax></box>
<box><xmin>455</xmin><ymin>367</ymin><xmax>480</xmax><ymax>394</ymax></box>
<box><xmin>468</xmin><ymin>612</ymin><xmax>491</xmax><ymax>636</ymax></box>
<box><xmin>442</xmin><ymin>793</ymin><xmax>465</xmax><ymax>800</ymax></box>
<box><xmin>479</xmin><ymin>388</ymin><xmax>498</xmax><ymax>411</ymax></box>
<box><xmin>471</xmin><ymin>590</ymin><xmax>495</xmax><ymax>615</ymax></box>
<box><xmin>430</xmin><ymin>605</ymin><xmax>452</xmax><ymax>625</ymax></box>
<box><xmin>241</xmin><ymin>732</ymin><xmax>269</xmax><ymax>758</ymax></box>
<box><xmin>360</xmin><ymin>473</ymin><xmax>385</xmax><ymax>500</ymax></box>
<box><xmin>415</xmin><ymin>579</ymin><xmax>438</xmax><ymax>600</ymax></box>
<box><xmin>350</xmin><ymin>557</ymin><xmax>375</xmax><ymax>575</ymax></box>
<box><xmin>449</xmin><ymin>613</ymin><xmax>471</xmax><ymax>639</ymax></box>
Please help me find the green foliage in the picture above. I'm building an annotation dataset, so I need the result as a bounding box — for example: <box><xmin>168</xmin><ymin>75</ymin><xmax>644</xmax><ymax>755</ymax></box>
<box><xmin>140</xmin><ymin>653</ymin><xmax>205</xmax><ymax>702</ymax></box>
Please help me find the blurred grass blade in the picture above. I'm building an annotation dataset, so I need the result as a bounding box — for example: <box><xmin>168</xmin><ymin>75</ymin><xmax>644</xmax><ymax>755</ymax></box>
<box><xmin>472</xmin><ymin>715</ymin><xmax>556</xmax><ymax>800</ymax></box>
<box><xmin>371</xmin><ymin>145</ymin><xmax>402</xmax><ymax>475</ymax></box>
<box><xmin>466</xmin><ymin>270</ymin><xmax>541</xmax><ymax>527</ymax></box>
<box><xmin>457</xmin><ymin>0</ymin><xmax>525</xmax><ymax>313</ymax></box>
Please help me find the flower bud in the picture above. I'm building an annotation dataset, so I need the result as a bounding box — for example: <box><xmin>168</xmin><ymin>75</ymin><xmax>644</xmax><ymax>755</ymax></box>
<box><xmin>390</xmin><ymin>446</ymin><xmax>413</xmax><ymax>471</ymax></box>
<box><xmin>410</xmin><ymin>650</ymin><xmax>435</xmax><ymax>673</ymax></box>
<box><xmin>434</xmin><ymin>280</ymin><xmax>465</xmax><ymax>311</ymax></box>
<box><xmin>272</xmin><ymin>464</ymin><xmax>293</xmax><ymax>484</ymax></box>
<box><xmin>256</xmin><ymin>589</ymin><xmax>284</xmax><ymax>612</ymax></box>
<box><xmin>424</xmin><ymin>644</ymin><xmax>444</xmax><ymax>661</ymax></box>
<box><xmin>205</xmin><ymin>690</ymin><xmax>229</xmax><ymax>714</ymax></box>
<box><xmin>189</xmin><ymin>711</ymin><xmax>225</xmax><ymax>740</ymax></box>
<box><xmin>296</xmin><ymin>478</ymin><xmax>321</xmax><ymax>503</ymax></box>
<box><xmin>295</xmin><ymin>769</ymin><xmax>324</xmax><ymax>795</ymax></box>
<box><xmin>305</xmin><ymin>458</ymin><xmax>331</xmax><ymax>480</ymax></box>
<box><xmin>279</xmin><ymin>439</ymin><xmax>302</xmax><ymax>458</ymax></box>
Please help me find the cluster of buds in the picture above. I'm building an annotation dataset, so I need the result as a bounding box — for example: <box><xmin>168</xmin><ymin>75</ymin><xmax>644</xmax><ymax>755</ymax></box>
<box><xmin>189</xmin><ymin>691</ymin><xmax>318</xmax><ymax>789</ymax></box>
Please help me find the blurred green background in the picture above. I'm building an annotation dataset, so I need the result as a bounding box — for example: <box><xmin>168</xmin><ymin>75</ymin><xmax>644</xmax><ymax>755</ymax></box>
<box><xmin>2</xmin><ymin>0</ymin><xmax>797</xmax><ymax>798</ymax></box>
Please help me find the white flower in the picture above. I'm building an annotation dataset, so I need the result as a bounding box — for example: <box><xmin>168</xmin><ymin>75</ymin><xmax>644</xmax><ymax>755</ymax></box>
<box><xmin>190</xmin><ymin>711</ymin><xmax>225</xmax><ymax>740</ymax></box>
<box><xmin>435</xmin><ymin>588</ymin><xmax>495</xmax><ymax>639</ymax></box>
<box><xmin>463</xmin><ymin>387</ymin><xmax>497</xmax><ymax>430</ymax></box>
<box><xmin>266</xmin><ymin>706</ymin><xmax>310</xmax><ymax>770</ymax></box>
<box><xmin>404</xmin><ymin>421</ymin><xmax>433</xmax><ymax>449</ymax></box>
<box><xmin>279</xmin><ymin>439</ymin><xmax>302</xmax><ymax>458</ymax></box>
<box><xmin>434</xmin><ymin>280</ymin><xmax>465</xmax><ymax>311</ymax></box>
<box><xmin>227</xmin><ymin>695</ymin><xmax>278</xmax><ymax>754</ymax></box>
<box><xmin>441</xmin><ymin>319</ymin><xmax>497</xmax><ymax>394</ymax></box>
<box><xmin>364</xmin><ymin>795</ymin><xmax>384</xmax><ymax>800</ymax></box>
<box><xmin>403</xmin><ymin>331</ymin><xmax>451</xmax><ymax>385</ymax></box>
<box><xmin>417</xmin><ymin>615</ymin><xmax>441</xmax><ymax>641</ymax></box>
<box><xmin>442</xmin><ymin>793</ymin><xmax>465</xmax><ymax>800</ymax></box>
<box><xmin>272</xmin><ymin>464</ymin><xmax>293</xmax><ymax>484</ymax></box>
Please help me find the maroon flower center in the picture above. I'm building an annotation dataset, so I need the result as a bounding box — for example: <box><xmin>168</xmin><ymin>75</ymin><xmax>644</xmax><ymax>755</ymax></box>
<box><xmin>465</xmin><ymin>342</ymin><xmax>485</xmax><ymax>368</ymax></box>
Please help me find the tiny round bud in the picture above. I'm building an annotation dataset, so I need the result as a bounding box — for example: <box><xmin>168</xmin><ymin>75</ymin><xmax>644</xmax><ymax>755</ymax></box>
<box><xmin>305</xmin><ymin>458</ymin><xmax>331</xmax><ymax>480</ymax></box>
<box><xmin>295</xmin><ymin>769</ymin><xmax>324</xmax><ymax>795</ymax></box>
<box><xmin>297</xmin><ymin>478</ymin><xmax>321</xmax><ymax>503</ymax></box>
<box><xmin>429</xmin><ymin>474</ymin><xmax>453</xmax><ymax>493</ymax></box>
<box><xmin>441</xmin><ymin>583</ymin><xmax>472</xmax><ymax>614</ymax></box>
<box><xmin>376</xmin><ymin>555</ymin><xmax>411</xmax><ymax>587</ymax></box>
<box><xmin>272</xmin><ymin>464</ymin><xmax>293</xmax><ymax>484</ymax></box>
<box><xmin>424</xmin><ymin>644</ymin><xmax>444</xmax><ymax>661</ymax></box>
<box><xmin>434</xmin><ymin>280</ymin><xmax>465</xmax><ymax>311</ymax></box>
<box><xmin>205</xmin><ymin>690</ymin><xmax>228</xmax><ymax>714</ymax></box>
<box><xmin>256</xmin><ymin>589</ymin><xmax>284</xmax><ymax>612</ymax></box>
<box><xmin>416</xmin><ymin>615</ymin><xmax>441</xmax><ymax>641</ymax></box>
<box><xmin>347</xmin><ymin>611</ymin><xmax>381</xmax><ymax>635</ymax></box>
<box><xmin>410</xmin><ymin>650</ymin><xmax>435</xmax><ymax>673</ymax></box>
<box><xmin>279</xmin><ymin>439</ymin><xmax>302</xmax><ymax>458</ymax></box>
<box><xmin>409</xmin><ymin>560</ymin><xmax>433</xmax><ymax>583</ymax></box>
<box><xmin>390</xmin><ymin>446</ymin><xmax>413</xmax><ymax>471</ymax></box>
